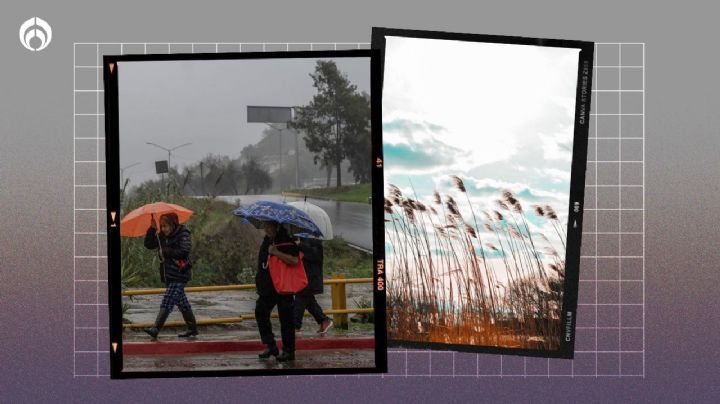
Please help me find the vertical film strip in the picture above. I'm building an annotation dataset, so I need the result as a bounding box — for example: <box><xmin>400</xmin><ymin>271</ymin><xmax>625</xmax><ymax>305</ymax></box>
<box><xmin>73</xmin><ymin>42</ymin><xmax>644</xmax><ymax>378</ymax></box>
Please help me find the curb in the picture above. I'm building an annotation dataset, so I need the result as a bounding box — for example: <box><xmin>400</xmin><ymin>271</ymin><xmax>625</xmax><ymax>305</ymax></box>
<box><xmin>123</xmin><ymin>337</ymin><xmax>375</xmax><ymax>355</ymax></box>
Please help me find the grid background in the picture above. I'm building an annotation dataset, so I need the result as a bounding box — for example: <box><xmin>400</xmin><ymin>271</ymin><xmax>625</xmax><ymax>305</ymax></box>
<box><xmin>73</xmin><ymin>42</ymin><xmax>645</xmax><ymax>378</ymax></box>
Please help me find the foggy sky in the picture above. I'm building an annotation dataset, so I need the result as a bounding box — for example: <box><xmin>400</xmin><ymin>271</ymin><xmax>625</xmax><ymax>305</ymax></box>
<box><xmin>117</xmin><ymin>57</ymin><xmax>370</xmax><ymax>186</ymax></box>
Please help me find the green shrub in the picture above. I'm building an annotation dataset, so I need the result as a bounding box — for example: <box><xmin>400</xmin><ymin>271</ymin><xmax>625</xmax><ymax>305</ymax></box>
<box><xmin>121</xmin><ymin>181</ymin><xmax>371</xmax><ymax>287</ymax></box>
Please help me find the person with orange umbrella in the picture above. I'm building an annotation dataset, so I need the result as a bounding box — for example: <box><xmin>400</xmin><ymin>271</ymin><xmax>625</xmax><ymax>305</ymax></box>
<box><xmin>121</xmin><ymin>202</ymin><xmax>197</xmax><ymax>340</ymax></box>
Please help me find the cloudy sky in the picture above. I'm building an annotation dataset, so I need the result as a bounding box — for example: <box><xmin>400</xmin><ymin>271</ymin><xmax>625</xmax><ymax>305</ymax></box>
<box><xmin>117</xmin><ymin>57</ymin><xmax>369</xmax><ymax>185</ymax></box>
<box><xmin>382</xmin><ymin>35</ymin><xmax>580</xmax><ymax>279</ymax></box>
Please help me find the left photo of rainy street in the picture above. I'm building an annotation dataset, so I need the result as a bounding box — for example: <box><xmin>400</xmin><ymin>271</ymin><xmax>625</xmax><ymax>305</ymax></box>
<box><xmin>107</xmin><ymin>51</ymin><xmax>379</xmax><ymax>374</ymax></box>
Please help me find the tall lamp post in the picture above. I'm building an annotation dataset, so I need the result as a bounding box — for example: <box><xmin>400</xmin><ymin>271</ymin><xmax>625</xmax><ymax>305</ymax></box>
<box><xmin>267</xmin><ymin>122</ymin><xmax>289</xmax><ymax>190</ymax></box>
<box><xmin>146</xmin><ymin>142</ymin><xmax>191</xmax><ymax>197</ymax></box>
<box><xmin>145</xmin><ymin>142</ymin><xmax>192</xmax><ymax>170</ymax></box>
<box><xmin>247</xmin><ymin>106</ymin><xmax>298</xmax><ymax>191</ymax></box>
<box><xmin>120</xmin><ymin>162</ymin><xmax>140</xmax><ymax>186</ymax></box>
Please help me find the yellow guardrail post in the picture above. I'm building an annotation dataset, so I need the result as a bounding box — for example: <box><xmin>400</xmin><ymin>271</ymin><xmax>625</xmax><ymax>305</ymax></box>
<box><xmin>330</xmin><ymin>273</ymin><xmax>348</xmax><ymax>329</ymax></box>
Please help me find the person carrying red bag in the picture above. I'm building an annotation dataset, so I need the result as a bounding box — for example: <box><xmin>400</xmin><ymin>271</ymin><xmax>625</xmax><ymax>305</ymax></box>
<box><xmin>254</xmin><ymin>220</ymin><xmax>300</xmax><ymax>362</ymax></box>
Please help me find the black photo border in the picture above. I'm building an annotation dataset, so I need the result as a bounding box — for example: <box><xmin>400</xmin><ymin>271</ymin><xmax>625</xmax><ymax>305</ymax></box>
<box><xmin>103</xmin><ymin>49</ymin><xmax>387</xmax><ymax>378</ymax></box>
<box><xmin>372</xmin><ymin>27</ymin><xmax>594</xmax><ymax>359</ymax></box>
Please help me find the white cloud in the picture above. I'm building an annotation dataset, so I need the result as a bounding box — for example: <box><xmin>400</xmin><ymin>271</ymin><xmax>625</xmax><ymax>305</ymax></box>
<box><xmin>542</xmin><ymin>168</ymin><xmax>572</xmax><ymax>183</ymax></box>
<box><xmin>538</xmin><ymin>126</ymin><xmax>574</xmax><ymax>162</ymax></box>
<box><xmin>383</xmin><ymin>36</ymin><xmax>579</xmax><ymax>173</ymax></box>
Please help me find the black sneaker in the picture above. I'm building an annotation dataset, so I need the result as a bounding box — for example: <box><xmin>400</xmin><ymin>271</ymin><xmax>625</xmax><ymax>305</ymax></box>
<box><xmin>178</xmin><ymin>329</ymin><xmax>198</xmax><ymax>338</ymax></box>
<box><xmin>258</xmin><ymin>345</ymin><xmax>279</xmax><ymax>359</ymax></box>
<box><xmin>276</xmin><ymin>351</ymin><xmax>295</xmax><ymax>362</ymax></box>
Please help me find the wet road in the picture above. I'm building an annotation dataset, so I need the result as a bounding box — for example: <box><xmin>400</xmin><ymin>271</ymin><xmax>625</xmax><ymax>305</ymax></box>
<box><xmin>216</xmin><ymin>194</ymin><xmax>372</xmax><ymax>251</ymax></box>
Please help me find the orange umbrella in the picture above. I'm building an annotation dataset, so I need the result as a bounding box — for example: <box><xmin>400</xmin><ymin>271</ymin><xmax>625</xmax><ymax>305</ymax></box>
<box><xmin>120</xmin><ymin>202</ymin><xmax>193</xmax><ymax>237</ymax></box>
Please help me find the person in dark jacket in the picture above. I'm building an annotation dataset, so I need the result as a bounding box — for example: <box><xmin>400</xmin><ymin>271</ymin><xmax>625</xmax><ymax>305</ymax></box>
<box><xmin>293</xmin><ymin>238</ymin><xmax>333</xmax><ymax>334</ymax></box>
<box><xmin>142</xmin><ymin>212</ymin><xmax>197</xmax><ymax>340</ymax></box>
<box><xmin>255</xmin><ymin>221</ymin><xmax>299</xmax><ymax>362</ymax></box>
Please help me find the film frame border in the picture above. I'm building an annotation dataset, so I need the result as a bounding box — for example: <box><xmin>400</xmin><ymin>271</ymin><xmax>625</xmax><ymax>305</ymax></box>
<box><xmin>73</xmin><ymin>41</ymin><xmax>644</xmax><ymax>379</ymax></box>
<box><xmin>102</xmin><ymin>48</ymin><xmax>387</xmax><ymax>379</ymax></box>
<box><xmin>371</xmin><ymin>27</ymin><xmax>594</xmax><ymax>359</ymax></box>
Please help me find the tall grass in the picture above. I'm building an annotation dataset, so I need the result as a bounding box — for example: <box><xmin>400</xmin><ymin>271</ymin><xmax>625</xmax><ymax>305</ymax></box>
<box><xmin>385</xmin><ymin>176</ymin><xmax>566</xmax><ymax>350</ymax></box>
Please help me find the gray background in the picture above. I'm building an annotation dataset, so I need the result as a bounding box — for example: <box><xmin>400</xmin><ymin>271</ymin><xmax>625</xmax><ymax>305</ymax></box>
<box><xmin>1</xmin><ymin>0</ymin><xmax>718</xmax><ymax>402</ymax></box>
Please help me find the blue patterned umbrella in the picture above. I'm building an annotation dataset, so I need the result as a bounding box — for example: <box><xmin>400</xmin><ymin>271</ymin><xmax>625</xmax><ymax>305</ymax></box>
<box><xmin>232</xmin><ymin>200</ymin><xmax>324</xmax><ymax>237</ymax></box>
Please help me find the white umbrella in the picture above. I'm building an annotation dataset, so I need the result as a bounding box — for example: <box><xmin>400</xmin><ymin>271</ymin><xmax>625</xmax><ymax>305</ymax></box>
<box><xmin>287</xmin><ymin>201</ymin><xmax>333</xmax><ymax>240</ymax></box>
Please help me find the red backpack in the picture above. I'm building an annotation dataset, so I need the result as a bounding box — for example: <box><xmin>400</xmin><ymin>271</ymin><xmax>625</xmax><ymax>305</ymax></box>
<box><xmin>267</xmin><ymin>242</ymin><xmax>308</xmax><ymax>294</ymax></box>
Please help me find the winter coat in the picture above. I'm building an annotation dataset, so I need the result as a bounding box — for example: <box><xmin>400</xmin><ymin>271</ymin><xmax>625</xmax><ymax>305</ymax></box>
<box><xmin>298</xmin><ymin>238</ymin><xmax>324</xmax><ymax>295</ymax></box>
<box><xmin>255</xmin><ymin>232</ymin><xmax>300</xmax><ymax>296</ymax></box>
<box><xmin>144</xmin><ymin>225</ymin><xmax>192</xmax><ymax>284</ymax></box>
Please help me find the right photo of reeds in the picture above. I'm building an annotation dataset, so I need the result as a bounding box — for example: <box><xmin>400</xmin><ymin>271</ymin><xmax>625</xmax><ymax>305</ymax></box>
<box><xmin>385</xmin><ymin>178</ymin><xmax>566</xmax><ymax>350</ymax></box>
<box><xmin>380</xmin><ymin>34</ymin><xmax>582</xmax><ymax>351</ymax></box>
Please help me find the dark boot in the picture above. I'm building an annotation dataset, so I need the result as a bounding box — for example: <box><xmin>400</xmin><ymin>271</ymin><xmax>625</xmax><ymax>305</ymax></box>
<box><xmin>143</xmin><ymin>308</ymin><xmax>171</xmax><ymax>340</ymax></box>
<box><xmin>276</xmin><ymin>350</ymin><xmax>295</xmax><ymax>362</ymax></box>
<box><xmin>178</xmin><ymin>309</ymin><xmax>198</xmax><ymax>338</ymax></box>
<box><xmin>258</xmin><ymin>343</ymin><xmax>279</xmax><ymax>359</ymax></box>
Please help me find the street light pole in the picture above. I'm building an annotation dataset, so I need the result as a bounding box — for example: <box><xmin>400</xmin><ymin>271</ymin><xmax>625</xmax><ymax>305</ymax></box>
<box><xmin>146</xmin><ymin>142</ymin><xmax>192</xmax><ymax>197</ymax></box>
<box><xmin>247</xmin><ymin>106</ymin><xmax>296</xmax><ymax>192</ymax></box>
<box><xmin>279</xmin><ymin>126</ymin><xmax>282</xmax><ymax>190</ymax></box>
<box><xmin>291</xmin><ymin>107</ymin><xmax>299</xmax><ymax>189</ymax></box>
<box><xmin>263</xmin><ymin>123</ymin><xmax>286</xmax><ymax>191</ymax></box>
<box><xmin>294</xmin><ymin>129</ymin><xmax>299</xmax><ymax>189</ymax></box>
<box><xmin>146</xmin><ymin>142</ymin><xmax>192</xmax><ymax>171</ymax></box>
<box><xmin>120</xmin><ymin>162</ymin><xmax>141</xmax><ymax>185</ymax></box>
<box><xmin>199</xmin><ymin>162</ymin><xmax>206</xmax><ymax>196</ymax></box>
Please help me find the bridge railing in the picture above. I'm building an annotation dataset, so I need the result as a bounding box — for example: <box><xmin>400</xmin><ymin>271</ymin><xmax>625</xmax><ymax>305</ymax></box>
<box><xmin>122</xmin><ymin>275</ymin><xmax>373</xmax><ymax>330</ymax></box>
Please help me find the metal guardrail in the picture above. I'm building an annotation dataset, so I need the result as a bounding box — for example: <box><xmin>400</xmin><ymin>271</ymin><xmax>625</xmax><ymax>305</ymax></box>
<box><xmin>123</xmin><ymin>275</ymin><xmax>373</xmax><ymax>329</ymax></box>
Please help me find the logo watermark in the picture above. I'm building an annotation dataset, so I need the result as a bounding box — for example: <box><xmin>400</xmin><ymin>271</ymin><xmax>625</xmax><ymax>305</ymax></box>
<box><xmin>19</xmin><ymin>17</ymin><xmax>52</xmax><ymax>52</ymax></box>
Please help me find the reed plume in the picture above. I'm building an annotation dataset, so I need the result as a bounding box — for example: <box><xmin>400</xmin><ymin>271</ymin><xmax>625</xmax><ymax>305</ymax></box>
<box><xmin>446</xmin><ymin>196</ymin><xmax>460</xmax><ymax>217</ymax></box>
<box><xmin>532</xmin><ymin>205</ymin><xmax>545</xmax><ymax>217</ymax></box>
<box><xmin>465</xmin><ymin>224</ymin><xmax>477</xmax><ymax>238</ymax></box>
<box><xmin>543</xmin><ymin>205</ymin><xmax>558</xmax><ymax>220</ymax></box>
<box><xmin>451</xmin><ymin>175</ymin><xmax>467</xmax><ymax>193</ymax></box>
<box><xmin>433</xmin><ymin>190</ymin><xmax>442</xmax><ymax>205</ymax></box>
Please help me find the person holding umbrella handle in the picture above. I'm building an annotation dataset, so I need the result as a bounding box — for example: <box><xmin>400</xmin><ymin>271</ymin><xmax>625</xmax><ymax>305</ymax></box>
<box><xmin>255</xmin><ymin>220</ymin><xmax>300</xmax><ymax>362</ymax></box>
<box><xmin>150</xmin><ymin>215</ymin><xmax>164</xmax><ymax>263</ymax></box>
<box><xmin>142</xmin><ymin>212</ymin><xmax>198</xmax><ymax>340</ymax></box>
